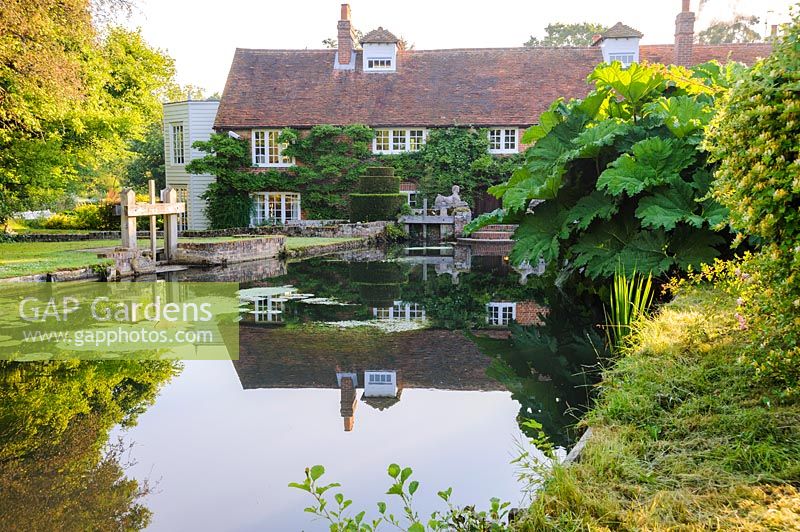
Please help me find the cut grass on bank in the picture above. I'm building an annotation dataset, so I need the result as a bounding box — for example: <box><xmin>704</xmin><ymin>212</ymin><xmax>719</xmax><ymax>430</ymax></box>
<box><xmin>0</xmin><ymin>237</ymin><xmax>361</xmax><ymax>279</ymax></box>
<box><xmin>517</xmin><ymin>285</ymin><xmax>800</xmax><ymax>531</ymax></box>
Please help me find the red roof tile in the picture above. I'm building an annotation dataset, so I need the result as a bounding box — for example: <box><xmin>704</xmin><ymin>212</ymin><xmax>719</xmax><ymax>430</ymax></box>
<box><xmin>361</xmin><ymin>27</ymin><xmax>399</xmax><ymax>44</ymax></box>
<box><xmin>214</xmin><ymin>43</ymin><xmax>772</xmax><ymax>130</ymax></box>
<box><xmin>640</xmin><ymin>43</ymin><xmax>772</xmax><ymax>65</ymax></box>
<box><xmin>215</xmin><ymin>47</ymin><xmax>603</xmax><ymax>129</ymax></box>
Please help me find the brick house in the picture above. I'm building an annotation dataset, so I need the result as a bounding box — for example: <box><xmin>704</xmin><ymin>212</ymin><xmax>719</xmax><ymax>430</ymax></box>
<box><xmin>166</xmin><ymin>1</ymin><xmax>771</xmax><ymax>229</ymax></box>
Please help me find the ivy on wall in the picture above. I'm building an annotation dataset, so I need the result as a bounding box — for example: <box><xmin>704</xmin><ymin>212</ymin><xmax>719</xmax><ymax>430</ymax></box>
<box><xmin>382</xmin><ymin>128</ymin><xmax>523</xmax><ymax>206</ymax></box>
<box><xmin>188</xmin><ymin>125</ymin><xmax>522</xmax><ymax>229</ymax></box>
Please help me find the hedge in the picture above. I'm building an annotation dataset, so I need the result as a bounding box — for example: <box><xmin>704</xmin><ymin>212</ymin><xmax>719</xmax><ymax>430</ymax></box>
<box><xmin>350</xmin><ymin>194</ymin><xmax>404</xmax><ymax>222</ymax></box>
<box><xmin>358</xmin><ymin>175</ymin><xmax>401</xmax><ymax>194</ymax></box>
<box><xmin>350</xmin><ymin>166</ymin><xmax>404</xmax><ymax>222</ymax></box>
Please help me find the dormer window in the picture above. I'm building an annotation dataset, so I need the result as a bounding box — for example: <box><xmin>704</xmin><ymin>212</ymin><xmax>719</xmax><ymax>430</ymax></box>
<box><xmin>594</xmin><ymin>22</ymin><xmax>643</xmax><ymax>68</ymax></box>
<box><xmin>368</xmin><ymin>58</ymin><xmax>392</xmax><ymax>70</ymax></box>
<box><xmin>361</xmin><ymin>27</ymin><xmax>399</xmax><ymax>73</ymax></box>
<box><xmin>608</xmin><ymin>52</ymin><xmax>635</xmax><ymax>68</ymax></box>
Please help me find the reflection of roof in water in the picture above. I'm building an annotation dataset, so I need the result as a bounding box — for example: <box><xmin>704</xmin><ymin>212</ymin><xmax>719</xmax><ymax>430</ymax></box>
<box><xmin>361</xmin><ymin>389</ymin><xmax>402</xmax><ymax>411</ymax></box>
<box><xmin>233</xmin><ymin>325</ymin><xmax>505</xmax><ymax>391</ymax></box>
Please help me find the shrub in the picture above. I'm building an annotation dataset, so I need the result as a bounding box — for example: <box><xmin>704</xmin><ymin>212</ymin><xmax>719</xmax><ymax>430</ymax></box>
<box><xmin>476</xmin><ymin>61</ymin><xmax>741</xmax><ymax>280</ymax></box>
<box><xmin>41</xmin><ymin>203</ymin><xmax>118</xmax><ymax>230</ymax></box>
<box><xmin>704</xmin><ymin>17</ymin><xmax>800</xmax><ymax>398</ymax></box>
<box><xmin>706</xmin><ymin>15</ymin><xmax>800</xmax><ymax>269</ymax></box>
<box><xmin>350</xmin><ymin>166</ymin><xmax>404</xmax><ymax>222</ymax></box>
<box><xmin>358</xmin><ymin>175</ymin><xmax>401</xmax><ymax>194</ymax></box>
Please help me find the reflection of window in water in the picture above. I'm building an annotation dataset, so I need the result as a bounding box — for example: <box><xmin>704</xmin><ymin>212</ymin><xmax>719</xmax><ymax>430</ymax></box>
<box><xmin>487</xmin><ymin>302</ymin><xmax>516</xmax><ymax>326</ymax></box>
<box><xmin>254</xmin><ymin>296</ymin><xmax>285</xmax><ymax>323</ymax></box>
<box><xmin>372</xmin><ymin>301</ymin><xmax>426</xmax><ymax>321</ymax></box>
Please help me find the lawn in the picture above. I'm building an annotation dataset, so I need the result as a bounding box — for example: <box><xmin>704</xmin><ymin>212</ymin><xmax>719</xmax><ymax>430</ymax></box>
<box><xmin>284</xmin><ymin>237</ymin><xmax>358</xmax><ymax>250</ymax></box>
<box><xmin>0</xmin><ymin>240</ymin><xmax>118</xmax><ymax>279</ymax></box>
<box><xmin>517</xmin><ymin>285</ymin><xmax>800</xmax><ymax>530</ymax></box>
<box><xmin>0</xmin><ymin>236</ymin><xmax>361</xmax><ymax>279</ymax></box>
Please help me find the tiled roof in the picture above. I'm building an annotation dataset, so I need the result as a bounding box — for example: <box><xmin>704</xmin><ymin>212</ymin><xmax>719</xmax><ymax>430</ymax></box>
<box><xmin>214</xmin><ymin>43</ymin><xmax>772</xmax><ymax>130</ymax></box>
<box><xmin>233</xmin><ymin>326</ymin><xmax>506</xmax><ymax>391</ymax></box>
<box><xmin>602</xmin><ymin>22</ymin><xmax>643</xmax><ymax>40</ymax></box>
<box><xmin>361</xmin><ymin>27</ymin><xmax>399</xmax><ymax>44</ymax></box>
<box><xmin>214</xmin><ymin>47</ymin><xmax>603</xmax><ymax>129</ymax></box>
<box><xmin>639</xmin><ymin>43</ymin><xmax>772</xmax><ymax>65</ymax></box>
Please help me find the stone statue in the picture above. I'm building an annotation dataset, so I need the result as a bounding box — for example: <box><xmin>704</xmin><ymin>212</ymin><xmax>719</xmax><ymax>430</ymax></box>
<box><xmin>434</xmin><ymin>185</ymin><xmax>469</xmax><ymax>210</ymax></box>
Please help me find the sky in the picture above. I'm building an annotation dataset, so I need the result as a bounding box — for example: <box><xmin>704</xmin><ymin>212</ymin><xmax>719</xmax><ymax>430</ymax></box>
<box><xmin>123</xmin><ymin>0</ymin><xmax>795</xmax><ymax>95</ymax></box>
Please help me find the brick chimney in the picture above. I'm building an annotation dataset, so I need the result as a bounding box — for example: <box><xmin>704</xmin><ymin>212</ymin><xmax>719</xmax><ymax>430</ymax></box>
<box><xmin>336</xmin><ymin>4</ymin><xmax>355</xmax><ymax>68</ymax></box>
<box><xmin>340</xmin><ymin>376</ymin><xmax>357</xmax><ymax>432</ymax></box>
<box><xmin>674</xmin><ymin>0</ymin><xmax>695</xmax><ymax>67</ymax></box>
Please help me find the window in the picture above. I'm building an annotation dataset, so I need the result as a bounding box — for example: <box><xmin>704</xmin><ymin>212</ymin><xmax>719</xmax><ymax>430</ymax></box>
<box><xmin>367</xmin><ymin>58</ymin><xmax>392</xmax><ymax>70</ymax></box>
<box><xmin>608</xmin><ymin>53</ymin><xmax>635</xmax><ymax>67</ymax></box>
<box><xmin>368</xmin><ymin>372</ymin><xmax>394</xmax><ymax>384</ymax></box>
<box><xmin>409</xmin><ymin>130</ymin><xmax>425</xmax><ymax>151</ymax></box>
<box><xmin>373</xmin><ymin>128</ymin><xmax>427</xmax><ymax>154</ymax></box>
<box><xmin>374</xmin><ymin>129</ymin><xmax>390</xmax><ymax>152</ymax></box>
<box><xmin>392</xmin><ymin>130</ymin><xmax>407</xmax><ymax>151</ymax></box>
<box><xmin>251</xmin><ymin>192</ymin><xmax>301</xmax><ymax>225</ymax></box>
<box><xmin>252</xmin><ymin>130</ymin><xmax>293</xmax><ymax>167</ymax></box>
<box><xmin>488</xmin><ymin>128</ymin><xmax>518</xmax><ymax>154</ymax></box>
<box><xmin>171</xmin><ymin>124</ymin><xmax>185</xmax><ymax>164</ymax></box>
<box><xmin>373</xmin><ymin>301</ymin><xmax>426</xmax><ymax>321</ymax></box>
<box><xmin>174</xmin><ymin>186</ymin><xmax>189</xmax><ymax>231</ymax></box>
<box><xmin>401</xmin><ymin>191</ymin><xmax>420</xmax><ymax>208</ymax></box>
<box><xmin>487</xmin><ymin>302</ymin><xmax>516</xmax><ymax>326</ymax></box>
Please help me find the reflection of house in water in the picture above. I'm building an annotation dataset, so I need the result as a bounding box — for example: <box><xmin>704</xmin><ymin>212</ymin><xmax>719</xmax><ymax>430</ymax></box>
<box><xmin>486</xmin><ymin>301</ymin><xmax>549</xmax><ymax>327</ymax></box>
<box><xmin>239</xmin><ymin>286</ymin><xmax>314</xmax><ymax>323</ymax></box>
<box><xmin>234</xmin><ymin>325</ymin><xmax>505</xmax><ymax>431</ymax></box>
<box><xmin>372</xmin><ymin>301</ymin><xmax>426</xmax><ymax>321</ymax></box>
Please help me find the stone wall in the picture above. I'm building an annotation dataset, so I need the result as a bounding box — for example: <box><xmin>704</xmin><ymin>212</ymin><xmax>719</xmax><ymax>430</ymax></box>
<box><xmin>12</xmin><ymin>221</ymin><xmax>390</xmax><ymax>242</ymax></box>
<box><xmin>172</xmin><ymin>236</ymin><xmax>285</xmax><ymax>265</ymax></box>
<box><xmin>182</xmin><ymin>221</ymin><xmax>390</xmax><ymax>239</ymax></box>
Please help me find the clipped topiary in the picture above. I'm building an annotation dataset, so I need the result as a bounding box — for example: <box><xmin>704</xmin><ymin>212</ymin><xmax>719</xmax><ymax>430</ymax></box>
<box><xmin>350</xmin><ymin>166</ymin><xmax>405</xmax><ymax>222</ymax></box>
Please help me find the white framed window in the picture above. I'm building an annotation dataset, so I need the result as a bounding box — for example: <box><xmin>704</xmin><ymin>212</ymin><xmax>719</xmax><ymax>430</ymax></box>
<box><xmin>171</xmin><ymin>123</ymin><xmax>185</xmax><ymax>165</ymax></box>
<box><xmin>367</xmin><ymin>372</ymin><xmax>394</xmax><ymax>384</ymax></box>
<box><xmin>608</xmin><ymin>53</ymin><xmax>635</xmax><ymax>67</ymax></box>
<box><xmin>392</xmin><ymin>129</ymin><xmax>407</xmax><ymax>151</ymax></box>
<box><xmin>487</xmin><ymin>302</ymin><xmax>517</xmax><ymax>326</ymax></box>
<box><xmin>367</xmin><ymin>58</ymin><xmax>392</xmax><ymax>70</ymax></box>
<box><xmin>252</xmin><ymin>130</ymin><xmax>293</xmax><ymax>167</ymax></box>
<box><xmin>251</xmin><ymin>192</ymin><xmax>301</xmax><ymax>225</ymax></box>
<box><xmin>373</xmin><ymin>300</ymin><xmax>426</xmax><ymax>321</ymax></box>
<box><xmin>409</xmin><ymin>130</ymin><xmax>425</xmax><ymax>152</ymax></box>
<box><xmin>488</xmin><ymin>128</ymin><xmax>518</xmax><ymax>154</ymax></box>
<box><xmin>174</xmin><ymin>186</ymin><xmax>189</xmax><ymax>231</ymax></box>
<box><xmin>373</xmin><ymin>128</ymin><xmax>427</xmax><ymax>154</ymax></box>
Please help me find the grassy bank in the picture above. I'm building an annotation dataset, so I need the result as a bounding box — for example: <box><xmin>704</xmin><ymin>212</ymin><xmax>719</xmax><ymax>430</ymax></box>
<box><xmin>518</xmin><ymin>284</ymin><xmax>800</xmax><ymax>530</ymax></box>
<box><xmin>0</xmin><ymin>237</ymin><xmax>361</xmax><ymax>279</ymax></box>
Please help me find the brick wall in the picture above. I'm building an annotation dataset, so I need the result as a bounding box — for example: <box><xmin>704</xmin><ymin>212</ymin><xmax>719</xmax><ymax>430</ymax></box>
<box><xmin>516</xmin><ymin>301</ymin><xmax>549</xmax><ymax>326</ymax></box>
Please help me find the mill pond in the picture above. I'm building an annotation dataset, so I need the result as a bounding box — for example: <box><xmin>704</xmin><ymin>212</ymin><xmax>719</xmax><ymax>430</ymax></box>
<box><xmin>2</xmin><ymin>243</ymin><xmax>605</xmax><ymax>530</ymax></box>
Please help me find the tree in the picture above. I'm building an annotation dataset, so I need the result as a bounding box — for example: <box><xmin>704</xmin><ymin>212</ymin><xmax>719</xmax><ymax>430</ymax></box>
<box><xmin>697</xmin><ymin>15</ymin><xmax>761</xmax><ymax>44</ymax></box>
<box><xmin>125</xmin><ymin>122</ymin><xmax>166</xmax><ymax>190</ymax></box>
<box><xmin>524</xmin><ymin>22</ymin><xmax>606</xmax><ymax>47</ymax></box>
<box><xmin>471</xmin><ymin>62</ymin><xmax>742</xmax><ymax>280</ymax></box>
<box><xmin>0</xmin><ymin>1</ymin><xmax>179</xmax><ymax>224</ymax></box>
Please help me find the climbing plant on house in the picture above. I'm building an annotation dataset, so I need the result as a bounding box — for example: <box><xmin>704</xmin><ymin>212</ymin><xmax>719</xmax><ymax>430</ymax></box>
<box><xmin>471</xmin><ymin>61</ymin><xmax>744</xmax><ymax>279</ymax></box>
<box><xmin>188</xmin><ymin>126</ymin><xmax>373</xmax><ymax>228</ymax></box>
<box><xmin>384</xmin><ymin>127</ymin><xmax>523</xmax><ymax>205</ymax></box>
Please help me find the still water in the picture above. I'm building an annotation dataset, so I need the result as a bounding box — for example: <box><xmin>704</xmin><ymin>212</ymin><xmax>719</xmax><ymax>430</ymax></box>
<box><xmin>1</xmin><ymin>245</ymin><xmax>604</xmax><ymax>530</ymax></box>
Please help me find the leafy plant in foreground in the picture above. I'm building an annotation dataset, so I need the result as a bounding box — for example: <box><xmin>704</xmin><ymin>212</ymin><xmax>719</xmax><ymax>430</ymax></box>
<box><xmin>477</xmin><ymin>61</ymin><xmax>745</xmax><ymax>279</ymax></box>
<box><xmin>290</xmin><ymin>464</ymin><xmax>511</xmax><ymax>531</ymax></box>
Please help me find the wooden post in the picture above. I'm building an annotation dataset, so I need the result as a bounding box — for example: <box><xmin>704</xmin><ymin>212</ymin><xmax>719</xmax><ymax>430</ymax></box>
<box><xmin>148</xmin><ymin>180</ymin><xmax>157</xmax><ymax>261</ymax></box>
<box><xmin>120</xmin><ymin>189</ymin><xmax>137</xmax><ymax>248</ymax></box>
<box><xmin>163</xmin><ymin>187</ymin><xmax>178</xmax><ymax>261</ymax></box>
